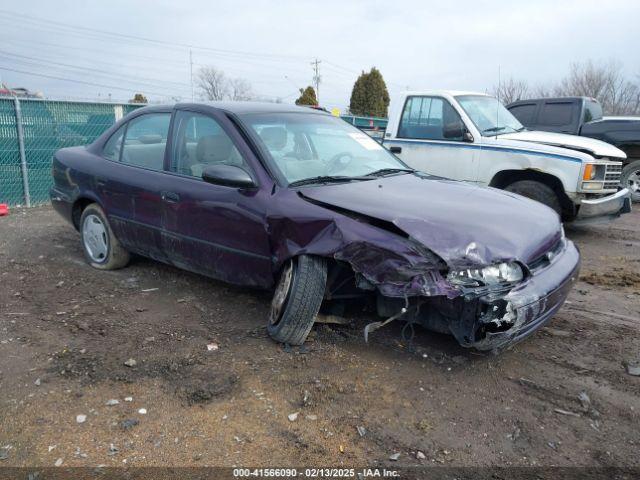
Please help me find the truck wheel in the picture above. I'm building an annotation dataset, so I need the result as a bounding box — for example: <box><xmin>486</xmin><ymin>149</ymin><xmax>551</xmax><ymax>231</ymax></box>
<box><xmin>621</xmin><ymin>160</ymin><xmax>640</xmax><ymax>202</ymax></box>
<box><xmin>267</xmin><ymin>255</ymin><xmax>327</xmax><ymax>346</ymax></box>
<box><xmin>80</xmin><ymin>203</ymin><xmax>130</xmax><ymax>270</ymax></box>
<box><xmin>505</xmin><ymin>180</ymin><xmax>562</xmax><ymax>216</ymax></box>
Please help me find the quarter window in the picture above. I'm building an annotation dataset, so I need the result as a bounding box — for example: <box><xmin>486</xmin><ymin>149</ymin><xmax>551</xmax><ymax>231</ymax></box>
<box><xmin>102</xmin><ymin>125</ymin><xmax>126</xmax><ymax>161</ymax></box>
<box><xmin>170</xmin><ymin>111</ymin><xmax>246</xmax><ymax>178</ymax></box>
<box><xmin>120</xmin><ymin>113</ymin><xmax>171</xmax><ymax>170</ymax></box>
<box><xmin>398</xmin><ymin>96</ymin><xmax>464</xmax><ymax>141</ymax></box>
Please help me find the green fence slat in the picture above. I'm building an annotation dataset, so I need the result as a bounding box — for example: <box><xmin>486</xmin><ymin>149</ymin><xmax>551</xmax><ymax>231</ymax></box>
<box><xmin>0</xmin><ymin>99</ymin><xmax>144</xmax><ymax>206</ymax></box>
<box><xmin>0</xmin><ymin>98</ymin><xmax>24</xmax><ymax>205</ymax></box>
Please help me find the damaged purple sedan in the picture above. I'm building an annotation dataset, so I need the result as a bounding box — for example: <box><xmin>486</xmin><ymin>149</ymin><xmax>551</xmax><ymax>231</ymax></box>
<box><xmin>50</xmin><ymin>103</ymin><xmax>580</xmax><ymax>351</ymax></box>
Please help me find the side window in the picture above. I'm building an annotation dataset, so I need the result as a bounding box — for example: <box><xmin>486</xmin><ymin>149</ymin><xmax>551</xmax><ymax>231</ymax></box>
<box><xmin>398</xmin><ymin>96</ymin><xmax>464</xmax><ymax>141</ymax></box>
<box><xmin>102</xmin><ymin>125</ymin><xmax>126</xmax><ymax>161</ymax></box>
<box><xmin>120</xmin><ymin>113</ymin><xmax>171</xmax><ymax>170</ymax></box>
<box><xmin>170</xmin><ymin>111</ymin><xmax>246</xmax><ymax>178</ymax></box>
<box><xmin>509</xmin><ymin>103</ymin><xmax>537</xmax><ymax>126</ymax></box>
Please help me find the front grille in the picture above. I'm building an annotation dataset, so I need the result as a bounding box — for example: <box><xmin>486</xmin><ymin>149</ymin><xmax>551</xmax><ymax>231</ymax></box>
<box><xmin>527</xmin><ymin>237</ymin><xmax>564</xmax><ymax>272</ymax></box>
<box><xmin>604</xmin><ymin>164</ymin><xmax>622</xmax><ymax>189</ymax></box>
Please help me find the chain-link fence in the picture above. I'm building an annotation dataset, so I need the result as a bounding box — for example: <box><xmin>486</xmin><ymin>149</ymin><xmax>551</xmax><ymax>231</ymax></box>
<box><xmin>0</xmin><ymin>98</ymin><xmax>143</xmax><ymax>206</ymax></box>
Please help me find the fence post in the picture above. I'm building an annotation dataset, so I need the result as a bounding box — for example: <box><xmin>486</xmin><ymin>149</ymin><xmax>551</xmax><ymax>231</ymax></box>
<box><xmin>13</xmin><ymin>97</ymin><xmax>31</xmax><ymax>207</ymax></box>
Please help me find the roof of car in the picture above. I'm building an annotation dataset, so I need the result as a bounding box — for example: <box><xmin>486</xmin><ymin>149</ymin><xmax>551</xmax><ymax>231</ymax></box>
<box><xmin>176</xmin><ymin>101</ymin><xmax>328</xmax><ymax>115</ymax></box>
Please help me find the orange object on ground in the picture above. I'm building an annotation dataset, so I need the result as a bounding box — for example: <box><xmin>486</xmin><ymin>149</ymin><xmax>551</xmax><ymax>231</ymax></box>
<box><xmin>0</xmin><ymin>204</ymin><xmax>9</xmax><ymax>216</ymax></box>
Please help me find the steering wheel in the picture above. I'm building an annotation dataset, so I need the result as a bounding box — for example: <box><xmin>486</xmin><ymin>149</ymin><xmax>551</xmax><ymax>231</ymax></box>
<box><xmin>327</xmin><ymin>151</ymin><xmax>354</xmax><ymax>174</ymax></box>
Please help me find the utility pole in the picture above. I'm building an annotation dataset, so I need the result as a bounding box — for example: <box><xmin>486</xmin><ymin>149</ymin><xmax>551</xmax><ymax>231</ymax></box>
<box><xmin>311</xmin><ymin>58</ymin><xmax>321</xmax><ymax>104</ymax></box>
<box><xmin>190</xmin><ymin>49</ymin><xmax>194</xmax><ymax>101</ymax></box>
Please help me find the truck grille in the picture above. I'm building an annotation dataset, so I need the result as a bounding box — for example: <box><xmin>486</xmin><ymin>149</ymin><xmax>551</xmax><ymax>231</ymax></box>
<box><xmin>604</xmin><ymin>164</ymin><xmax>622</xmax><ymax>189</ymax></box>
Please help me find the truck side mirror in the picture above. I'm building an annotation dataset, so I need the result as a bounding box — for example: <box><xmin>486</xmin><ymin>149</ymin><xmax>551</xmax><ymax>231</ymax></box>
<box><xmin>444</xmin><ymin>122</ymin><xmax>471</xmax><ymax>141</ymax></box>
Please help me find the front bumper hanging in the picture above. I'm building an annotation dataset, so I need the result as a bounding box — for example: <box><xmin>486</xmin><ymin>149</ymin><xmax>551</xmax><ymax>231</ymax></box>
<box><xmin>574</xmin><ymin>188</ymin><xmax>632</xmax><ymax>225</ymax></box>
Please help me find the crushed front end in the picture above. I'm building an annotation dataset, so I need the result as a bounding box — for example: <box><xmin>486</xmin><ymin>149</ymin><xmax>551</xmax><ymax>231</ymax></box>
<box><xmin>375</xmin><ymin>235</ymin><xmax>580</xmax><ymax>351</ymax></box>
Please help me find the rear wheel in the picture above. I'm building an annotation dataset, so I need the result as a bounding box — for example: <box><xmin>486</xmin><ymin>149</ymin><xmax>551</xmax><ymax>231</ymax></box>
<box><xmin>267</xmin><ymin>255</ymin><xmax>327</xmax><ymax>346</ymax></box>
<box><xmin>80</xmin><ymin>203</ymin><xmax>130</xmax><ymax>270</ymax></box>
<box><xmin>621</xmin><ymin>160</ymin><xmax>640</xmax><ymax>203</ymax></box>
<box><xmin>505</xmin><ymin>180</ymin><xmax>562</xmax><ymax>216</ymax></box>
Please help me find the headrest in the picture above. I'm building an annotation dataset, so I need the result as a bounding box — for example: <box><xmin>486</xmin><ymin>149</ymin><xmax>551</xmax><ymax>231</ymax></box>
<box><xmin>259</xmin><ymin>126</ymin><xmax>287</xmax><ymax>151</ymax></box>
<box><xmin>196</xmin><ymin>135</ymin><xmax>233</xmax><ymax>163</ymax></box>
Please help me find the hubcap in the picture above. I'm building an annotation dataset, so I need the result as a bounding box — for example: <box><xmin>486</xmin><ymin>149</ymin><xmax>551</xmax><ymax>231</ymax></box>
<box><xmin>269</xmin><ymin>260</ymin><xmax>294</xmax><ymax>325</ymax></box>
<box><xmin>82</xmin><ymin>214</ymin><xmax>108</xmax><ymax>262</ymax></box>
<box><xmin>627</xmin><ymin>169</ymin><xmax>640</xmax><ymax>199</ymax></box>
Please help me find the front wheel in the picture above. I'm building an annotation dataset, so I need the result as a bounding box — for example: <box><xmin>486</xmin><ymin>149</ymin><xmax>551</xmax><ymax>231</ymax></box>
<box><xmin>621</xmin><ymin>160</ymin><xmax>640</xmax><ymax>203</ymax></box>
<box><xmin>505</xmin><ymin>180</ymin><xmax>562</xmax><ymax>216</ymax></box>
<box><xmin>80</xmin><ymin>203</ymin><xmax>130</xmax><ymax>270</ymax></box>
<box><xmin>267</xmin><ymin>255</ymin><xmax>327</xmax><ymax>346</ymax></box>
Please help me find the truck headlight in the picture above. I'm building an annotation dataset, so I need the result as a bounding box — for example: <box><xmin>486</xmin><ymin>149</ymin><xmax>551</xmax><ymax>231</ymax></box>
<box><xmin>447</xmin><ymin>262</ymin><xmax>524</xmax><ymax>287</ymax></box>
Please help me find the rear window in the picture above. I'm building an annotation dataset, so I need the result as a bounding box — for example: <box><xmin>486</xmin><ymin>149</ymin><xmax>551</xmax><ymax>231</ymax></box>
<box><xmin>538</xmin><ymin>102</ymin><xmax>576</xmax><ymax>126</ymax></box>
<box><xmin>508</xmin><ymin>103</ymin><xmax>537</xmax><ymax>126</ymax></box>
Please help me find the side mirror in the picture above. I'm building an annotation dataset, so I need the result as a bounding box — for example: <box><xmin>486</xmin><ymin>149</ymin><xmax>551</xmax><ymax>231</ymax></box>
<box><xmin>443</xmin><ymin>122</ymin><xmax>465</xmax><ymax>139</ymax></box>
<box><xmin>202</xmin><ymin>164</ymin><xmax>256</xmax><ymax>188</ymax></box>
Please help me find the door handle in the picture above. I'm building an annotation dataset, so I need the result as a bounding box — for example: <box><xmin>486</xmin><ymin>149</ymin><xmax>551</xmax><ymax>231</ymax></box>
<box><xmin>161</xmin><ymin>191</ymin><xmax>180</xmax><ymax>203</ymax></box>
<box><xmin>389</xmin><ymin>146</ymin><xmax>402</xmax><ymax>154</ymax></box>
<box><xmin>96</xmin><ymin>177</ymin><xmax>107</xmax><ymax>187</ymax></box>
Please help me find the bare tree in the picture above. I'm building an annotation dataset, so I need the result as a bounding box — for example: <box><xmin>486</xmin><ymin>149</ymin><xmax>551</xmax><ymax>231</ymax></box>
<box><xmin>492</xmin><ymin>77</ymin><xmax>530</xmax><ymax>104</ymax></box>
<box><xmin>555</xmin><ymin>60</ymin><xmax>640</xmax><ymax>115</ymax></box>
<box><xmin>197</xmin><ymin>66</ymin><xmax>228</xmax><ymax>101</ymax></box>
<box><xmin>197</xmin><ymin>66</ymin><xmax>254</xmax><ymax>102</ymax></box>
<box><xmin>228</xmin><ymin>77</ymin><xmax>253</xmax><ymax>101</ymax></box>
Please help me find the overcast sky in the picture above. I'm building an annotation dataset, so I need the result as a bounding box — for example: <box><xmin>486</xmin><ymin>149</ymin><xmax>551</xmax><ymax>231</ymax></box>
<box><xmin>1</xmin><ymin>0</ymin><xmax>638</xmax><ymax>110</ymax></box>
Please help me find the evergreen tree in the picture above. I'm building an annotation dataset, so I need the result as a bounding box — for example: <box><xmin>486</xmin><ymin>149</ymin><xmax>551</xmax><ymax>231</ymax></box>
<box><xmin>295</xmin><ymin>86</ymin><xmax>318</xmax><ymax>106</ymax></box>
<box><xmin>349</xmin><ymin>67</ymin><xmax>390</xmax><ymax>117</ymax></box>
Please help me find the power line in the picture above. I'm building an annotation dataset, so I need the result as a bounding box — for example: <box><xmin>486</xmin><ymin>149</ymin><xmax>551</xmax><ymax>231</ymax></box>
<box><xmin>0</xmin><ymin>65</ymin><xmax>182</xmax><ymax>99</ymax></box>
<box><xmin>0</xmin><ymin>9</ymin><xmax>308</xmax><ymax>62</ymax></box>
<box><xmin>0</xmin><ymin>50</ymin><xmax>193</xmax><ymax>91</ymax></box>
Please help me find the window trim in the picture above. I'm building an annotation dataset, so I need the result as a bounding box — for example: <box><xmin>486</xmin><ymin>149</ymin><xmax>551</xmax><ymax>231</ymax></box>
<box><xmin>100</xmin><ymin>112</ymin><xmax>172</xmax><ymax>173</ymax></box>
<box><xmin>397</xmin><ymin>95</ymin><xmax>466</xmax><ymax>142</ymax></box>
<box><xmin>163</xmin><ymin>108</ymin><xmax>259</xmax><ymax>185</ymax></box>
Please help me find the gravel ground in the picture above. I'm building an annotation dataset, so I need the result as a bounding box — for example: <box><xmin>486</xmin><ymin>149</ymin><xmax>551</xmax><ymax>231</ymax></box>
<box><xmin>0</xmin><ymin>205</ymin><xmax>638</xmax><ymax>471</ymax></box>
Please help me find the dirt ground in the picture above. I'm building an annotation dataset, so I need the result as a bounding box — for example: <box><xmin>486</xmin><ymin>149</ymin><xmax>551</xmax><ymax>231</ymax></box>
<box><xmin>0</xmin><ymin>205</ymin><xmax>639</xmax><ymax>471</ymax></box>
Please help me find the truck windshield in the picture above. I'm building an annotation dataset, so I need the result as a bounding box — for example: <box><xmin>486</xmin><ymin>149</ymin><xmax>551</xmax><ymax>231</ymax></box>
<box><xmin>456</xmin><ymin>95</ymin><xmax>524</xmax><ymax>136</ymax></box>
<box><xmin>241</xmin><ymin>112</ymin><xmax>409</xmax><ymax>185</ymax></box>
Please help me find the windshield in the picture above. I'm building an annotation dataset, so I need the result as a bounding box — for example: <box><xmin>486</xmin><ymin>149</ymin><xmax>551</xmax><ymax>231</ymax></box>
<box><xmin>241</xmin><ymin>112</ymin><xmax>408</xmax><ymax>185</ymax></box>
<box><xmin>456</xmin><ymin>95</ymin><xmax>524</xmax><ymax>136</ymax></box>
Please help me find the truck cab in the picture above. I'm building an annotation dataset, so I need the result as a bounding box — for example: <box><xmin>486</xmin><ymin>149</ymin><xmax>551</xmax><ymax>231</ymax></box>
<box><xmin>384</xmin><ymin>91</ymin><xmax>631</xmax><ymax>223</ymax></box>
<box><xmin>507</xmin><ymin>96</ymin><xmax>640</xmax><ymax>202</ymax></box>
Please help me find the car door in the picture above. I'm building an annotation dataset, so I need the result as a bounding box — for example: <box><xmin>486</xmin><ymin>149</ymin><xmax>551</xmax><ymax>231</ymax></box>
<box><xmin>100</xmin><ymin>111</ymin><xmax>172</xmax><ymax>262</ymax></box>
<box><xmin>160</xmin><ymin>107</ymin><xmax>273</xmax><ymax>288</ymax></box>
<box><xmin>385</xmin><ymin>95</ymin><xmax>478</xmax><ymax>182</ymax></box>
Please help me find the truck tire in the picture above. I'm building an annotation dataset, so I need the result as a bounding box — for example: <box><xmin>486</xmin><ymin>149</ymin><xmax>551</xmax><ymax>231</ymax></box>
<box><xmin>621</xmin><ymin>159</ymin><xmax>640</xmax><ymax>203</ymax></box>
<box><xmin>80</xmin><ymin>203</ymin><xmax>130</xmax><ymax>270</ymax></box>
<box><xmin>505</xmin><ymin>180</ymin><xmax>562</xmax><ymax>216</ymax></box>
<box><xmin>267</xmin><ymin>255</ymin><xmax>327</xmax><ymax>346</ymax></box>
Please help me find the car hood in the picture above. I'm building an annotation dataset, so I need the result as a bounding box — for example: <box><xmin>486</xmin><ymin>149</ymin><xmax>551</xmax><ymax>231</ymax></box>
<box><xmin>298</xmin><ymin>173</ymin><xmax>562</xmax><ymax>268</ymax></box>
<box><xmin>499</xmin><ymin>130</ymin><xmax>626</xmax><ymax>159</ymax></box>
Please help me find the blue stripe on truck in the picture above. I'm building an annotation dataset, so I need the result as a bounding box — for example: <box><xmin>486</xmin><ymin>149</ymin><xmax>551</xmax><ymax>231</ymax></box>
<box><xmin>383</xmin><ymin>138</ymin><xmax>584</xmax><ymax>164</ymax></box>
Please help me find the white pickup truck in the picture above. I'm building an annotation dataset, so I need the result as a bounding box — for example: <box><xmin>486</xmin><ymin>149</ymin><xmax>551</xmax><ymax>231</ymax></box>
<box><xmin>383</xmin><ymin>91</ymin><xmax>632</xmax><ymax>223</ymax></box>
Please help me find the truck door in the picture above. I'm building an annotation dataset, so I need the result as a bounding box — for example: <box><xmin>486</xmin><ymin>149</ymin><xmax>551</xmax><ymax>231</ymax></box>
<box><xmin>384</xmin><ymin>96</ymin><xmax>478</xmax><ymax>182</ymax></box>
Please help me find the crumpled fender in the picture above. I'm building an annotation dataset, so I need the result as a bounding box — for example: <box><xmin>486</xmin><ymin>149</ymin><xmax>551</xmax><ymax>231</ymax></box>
<box><xmin>266</xmin><ymin>191</ymin><xmax>458</xmax><ymax>298</ymax></box>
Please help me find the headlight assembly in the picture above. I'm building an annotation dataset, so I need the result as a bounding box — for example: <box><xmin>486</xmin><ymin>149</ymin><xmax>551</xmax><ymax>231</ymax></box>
<box><xmin>447</xmin><ymin>262</ymin><xmax>524</xmax><ymax>287</ymax></box>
